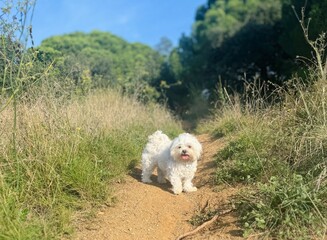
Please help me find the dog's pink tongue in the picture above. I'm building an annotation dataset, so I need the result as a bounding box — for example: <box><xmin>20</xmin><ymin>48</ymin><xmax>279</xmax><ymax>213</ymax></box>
<box><xmin>181</xmin><ymin>155</ymin><xmax>189</xmax><ymax>160</ymax></box>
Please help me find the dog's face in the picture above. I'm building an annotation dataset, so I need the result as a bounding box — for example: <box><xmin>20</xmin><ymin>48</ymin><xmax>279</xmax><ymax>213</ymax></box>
<box><xmin>170</xmin><ymin>133</ymin><xmax>202</xmax><ymax>162</ymax></box>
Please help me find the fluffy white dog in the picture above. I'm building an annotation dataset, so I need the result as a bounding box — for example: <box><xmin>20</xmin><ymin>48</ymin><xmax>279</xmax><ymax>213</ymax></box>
<box><xmin>141</xmin><ymin>130</ymin><xmax>202</xmax><ymax>194</ymax></box>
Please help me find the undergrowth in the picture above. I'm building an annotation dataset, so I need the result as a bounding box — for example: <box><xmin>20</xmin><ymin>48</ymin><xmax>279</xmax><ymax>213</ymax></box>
<box><xmin>198</xmin><ymin>12</ymin><xmax>327</xmax><ymax>240</ymax></box>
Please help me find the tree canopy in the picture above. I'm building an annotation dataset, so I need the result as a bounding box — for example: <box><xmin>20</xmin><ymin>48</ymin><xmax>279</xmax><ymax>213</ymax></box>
<box><xmin>2</xmin><ymin>0</ymin><xmax>325</xmax><ymax>114</ymax></box>
<box><xmin>37</xmin><ymin>31</ymin><xmax>164</xmax><ymax>100</ymax></box>
<box><xmin>158</xmin><ymin>0</ymin><xmax>327</xmax><ymax>114</ymax></box>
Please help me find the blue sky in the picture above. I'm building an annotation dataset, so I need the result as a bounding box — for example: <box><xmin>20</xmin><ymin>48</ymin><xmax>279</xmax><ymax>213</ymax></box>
<box><xmin>32</xmin><ymin>0</ymin><xmax>206</xmax><ymax>48</ymax></box>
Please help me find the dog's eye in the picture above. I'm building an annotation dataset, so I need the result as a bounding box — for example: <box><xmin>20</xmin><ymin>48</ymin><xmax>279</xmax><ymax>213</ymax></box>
<box><xmin>188</xmin><ymin>145</ymin><xmax>192</xmax><ymax>148</ymax></box>
<box><xmin>178</xmin><ymin>146</ymin><xmax>181</xmax><ymax>149</ymax></box>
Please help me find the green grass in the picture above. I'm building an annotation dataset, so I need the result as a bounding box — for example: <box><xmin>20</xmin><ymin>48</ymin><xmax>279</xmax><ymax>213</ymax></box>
<box><xmin>199</xmin><ymin>85</ymin><xmax>327</xmax><ymax>238</ymax></box>
<box><xmin>0</xmin><ymin>90</ymin><xmax>182</xmax><ymax>239</ymax></box>
<box><xmin>198</xmin><ymin>33</ymin><xmax>327</xmax><ymax>239</ymax></box>
<box><xmin>238</xmin><ymin>174</ymin><xmax>326</xmax><ymax>239</ymax></box>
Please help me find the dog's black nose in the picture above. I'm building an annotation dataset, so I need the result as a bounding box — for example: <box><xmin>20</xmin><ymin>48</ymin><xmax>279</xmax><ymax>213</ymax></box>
<box><xmin>182</xmin><ymin>149</ymin><xmax>187</xmax><ymax>154</ymax></box>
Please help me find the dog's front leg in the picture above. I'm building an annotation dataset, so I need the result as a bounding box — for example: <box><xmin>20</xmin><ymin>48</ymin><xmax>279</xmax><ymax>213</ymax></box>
<box><xmin>170</xmin><ymin>176</ymin><xmax>183</xmax><ymax>194</ymax></box>
<box><xmin>183</xmin><ymin>178</ymin><xmax>197</xmax><ymax>193</ymax></box>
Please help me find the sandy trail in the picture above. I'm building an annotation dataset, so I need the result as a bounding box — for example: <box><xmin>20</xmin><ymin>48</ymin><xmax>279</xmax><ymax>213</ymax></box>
<box><xmin>74</xmin><ymin>134</ymin><xmax>243</xmax><ymax>240</ymax></box>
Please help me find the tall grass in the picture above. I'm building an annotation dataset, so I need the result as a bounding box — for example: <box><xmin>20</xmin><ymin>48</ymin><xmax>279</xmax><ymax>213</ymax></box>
<box><xmin>198</xmin><ymin>23</ymin><xmax>327</xmax><ymax>240</ymax></box>
<box><xmin>0</xmin><ymin>89</ymin><xmax>181</xmax><ymax>239</ymax></box>
<box><xmin>0</xmin><ymin>2</ymin><xmax>182</xmax><ymax>238</ymax></box>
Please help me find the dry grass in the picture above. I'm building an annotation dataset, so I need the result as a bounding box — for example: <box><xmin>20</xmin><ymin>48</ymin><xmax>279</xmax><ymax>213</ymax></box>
<box><xmin>65</xmin><ymin>90</ymin><xmax>178</xmax><ymax>133</ymax></box>
<box><xmin>0</xmin><ymin>89</ymin><xmax>181</xmax><ymax>239</ymax></box>
<box><xmin>198</xmin><ymin>72</ymin><xmax>327</xmax><ymax>239</ymax></box>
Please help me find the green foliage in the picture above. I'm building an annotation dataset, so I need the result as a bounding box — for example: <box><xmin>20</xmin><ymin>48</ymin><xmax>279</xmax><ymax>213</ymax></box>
<box><xmin>0</xmin><ymin>184</ymin><xmax>46</xmax><ymax>240</ymax></box>
<box><xmin>37</xmin><ymin>31</ymin><xmax>164</xmax><ymax>101</ymax></box>
<box><xmin>238</xmin><ymin>175</ymin><xmax>326</xmax><ymax>239</ymax></box>
<box><xmin>157</xmin><ymin>0</ymin><xmax>327</xmax><ymax>118</ymax></box>
<box><xmin>1</xmin><ymin>128</ymin><xmax>146</xmax><ymax>239</ymax></box>
<box><xmin>155</xmin><ymin>37</ymin><xmax>173</xmax><ymax>57</ymax></box>
<box><xmin>199</xmin><ymin>26</ymin><xmax>327</xmax><ymax>238</ymax></box>
<box><xmin>280</xmin><ymin>0</ymin><xmax>327</xmax><ymax>60</ymax></box>
<box><xmin>215</xmin><ymin>127</ymin><xmax>282</xmax><ymax>184</ymax></box>
<box><xmin>0</xmin><ymin>0</ymin><xmax>41</xmax><ymax>98</ymax></box>
<box><xmin>212</xmin><ymin>119</ymin><xmax>237</xmax><ymax>138</ymax></box>
<box><xmin>192</xmin><ymin>0</ymin><xmax>281</xmax><ymax>50</ymax></box>
<box><xmin>160</xmin><ymin>0</ymin><xmax>284</xmax><ymax>116</ymax></box>
<box><xmin>206</xmin><ymin>85</ymin><xmax>327</xmax><ymax>238</ymax></box>
<box><xmin>58</xmin><ymin>128</ymin><xmax>145</xmax><ymax>202</ymax></box>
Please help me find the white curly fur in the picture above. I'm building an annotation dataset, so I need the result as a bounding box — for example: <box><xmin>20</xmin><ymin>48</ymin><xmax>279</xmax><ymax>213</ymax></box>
<box><xmin>141</xmin><ymin>130</ymin><xmax>202</xmax><ymax>194</ymax></box>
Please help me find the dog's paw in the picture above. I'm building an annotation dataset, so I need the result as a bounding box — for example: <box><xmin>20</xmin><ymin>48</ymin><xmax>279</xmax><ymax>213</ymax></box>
<box><xmin>172</xmin><ymin>187</ymin><xmax>183</xmax><ymax>195</ymax></box>
<box><xmin>173</xmin><ymin>190</ymin><xmax>182</xmax><ymax>195</ymax></box>
<box><xmin>142</xmin><ymin>178</ymin><xmax>153</xmax><ymax>183</ymax></box>
<box><xmin>184</xmin><ymin>186</ymin><xmax>197</xmax><ymax>193</ymax></box>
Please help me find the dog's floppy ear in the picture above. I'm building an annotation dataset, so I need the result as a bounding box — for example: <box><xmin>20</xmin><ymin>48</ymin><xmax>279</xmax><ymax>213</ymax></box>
<box><xmin>194</xmin><ymin>138</ymin><xmax>203</xmax><ymax>160</ymax></box>
<box><xmin>186</xmin><ymin>133</ymin><xmax>202</xmax><ymax>161</ymax></box>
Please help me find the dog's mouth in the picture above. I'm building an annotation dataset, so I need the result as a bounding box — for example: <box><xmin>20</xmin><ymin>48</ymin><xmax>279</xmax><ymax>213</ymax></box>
<box><xmin>180</xmin><ymin>153</ymin><xmax>190</xmax><ymax>160</ymax></box>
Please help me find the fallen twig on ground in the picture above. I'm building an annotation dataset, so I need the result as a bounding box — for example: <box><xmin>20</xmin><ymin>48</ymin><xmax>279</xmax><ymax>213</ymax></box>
<box><xmin>176</xmin><ymin>209</ymin><xmax>233</xmax><ymax>240</ymax></box>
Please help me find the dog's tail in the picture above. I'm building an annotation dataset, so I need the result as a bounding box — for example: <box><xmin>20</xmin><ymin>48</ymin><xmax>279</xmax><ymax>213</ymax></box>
<box><xmin>147</xmin><ymin>130</ymin><xmax>170</xmax><ymax>142</ymax></box>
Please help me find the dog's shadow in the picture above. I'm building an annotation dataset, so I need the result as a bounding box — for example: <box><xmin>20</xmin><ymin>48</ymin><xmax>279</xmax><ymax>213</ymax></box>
<box><xmin>129</xmin><ymin>167</ymin><xmax>173</xmax><ymax>194</ymax></box>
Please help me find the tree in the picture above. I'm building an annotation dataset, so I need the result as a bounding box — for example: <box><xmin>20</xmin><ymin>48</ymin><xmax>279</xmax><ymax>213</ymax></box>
<box><xmin>38</xmin><ymin>31</ymin><xmax>164</xmax><ymax>100</ymax></box>
<box><xmin>155</xmin><ymin>37</ymin><xmax>173</xmax><ymax>57</ymax></box>
<box><xmin>279</xmin><ymin>0</ymin><xmax>327</xmax><ymax>60</ymax></box>
<box><xmin>160</xmin><ymin>0</ymin><xmax>284</xmax><ymax>115</ymax></box>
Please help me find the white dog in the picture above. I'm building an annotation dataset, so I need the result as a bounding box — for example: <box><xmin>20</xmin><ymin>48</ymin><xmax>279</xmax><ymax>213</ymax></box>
<box><xmin>141</xmin><ymin>130</ymin><xmax>202</xmax><ymax>194</ymax></box>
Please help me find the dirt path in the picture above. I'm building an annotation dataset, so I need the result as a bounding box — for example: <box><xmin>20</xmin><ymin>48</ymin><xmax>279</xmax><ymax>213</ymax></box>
<box><xmin>74</xmin><ymin>134</ymin><xmax>243</xmax><ymax>240</ymax></box>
